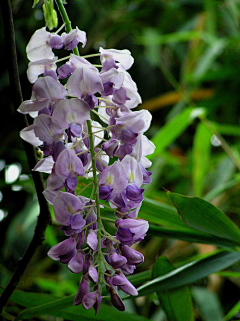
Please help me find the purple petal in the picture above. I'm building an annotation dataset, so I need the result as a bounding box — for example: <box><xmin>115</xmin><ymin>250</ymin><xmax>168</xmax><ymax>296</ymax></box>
<box><xmin>112</xmin><ymin>87</ymin><xmax>130</xmax><ymax>105</ymax></box>
<box><xmin>49</xmin><ymin>35</ymin><xmax>63</xmax><ymax>49</ymax></box>
<box><xmin>120</xmin><ymin>245</ymin><xmax>144</xmax><ymax>265</ymax></box>
<box><xmin>82</xmin><ymin>292</ymin><xmax>98</xmax><ymax>310</ymax></box>
<box><xmin>33</xmin><ymin>76</ymin><xmax>67</xmax><ymax>100</ymax></box>
<box><xmin>67</xmin><ymin>68</ymin><xmax>103</xmax><ymax>98</ymax></box>
<box><xmin>58</xmin><ymin>63</ymin><xmax>75</xmax><ymax>79</ymax></box>
<box><xmin>120</xmin><ymin>127</ymin><xmax>138</xmax><ymax>145</ymax></box>
<box><xmin>52</xmin><ymin>98</ymin><xmax>90</xmax><ymax>131</ymax></box>
<box><xmin>55</xmin><ymin>149</ymin><xmax>84</xmax><ymax>178</ymax></box>
<box><xmin>70</xmin><ymin>214</ymin><xmax>86</xmax><ymax>230</ymax></box>
<box><xmin>87</xmin><ymin>230</ymin><xmax>98</xmax><ymax>252</ymax></box>
<box><xmin>68</xmin><ymin>250</ymin><xmax>84</xmax><ymax>273</ymax></box>
<box><xmin>99</xmin><ymin>185</ymin><xmax>113</xmax><ymax>202</ymax></box>
<box><xmin>116</xmin><ymin>227</ymin><xmax>133</xmax><ymax>245</ymax></box>
<box><xmin>126</xmin><ymin>184</ymin><xmax>144</xmax><ymax>203</ymax></box>
<box><xmin>102</xmin><ymin>139</ymin><xmax>120</xmax><ymax>158</ymax></box>
<box><xmin>109</xmin><ymin>288</ymin><xmax>125</xmax><ymax>311</ymax></box>
<box><xmin>48</xmin><ymin>237</ymin><xmax>76</xmax><ymax>262</ymax></box>
<box><xmin>89</xmin><ymin>265</ymin><xmax>98</xmax><ymax>283</ymax></box>
<box><xmin>112</xmin><ymin>271</ymin><xmax>138</xmax><ymax>296</ymax></box>
<box><xmin>74</xmin><ymin>276</ymin><xmax>90</xmax><ymax>306</ymax></box>
<box><xmin>53</xmin><ymin>191</ymin><xmax>83</xmax><ymax>225</ymax></box>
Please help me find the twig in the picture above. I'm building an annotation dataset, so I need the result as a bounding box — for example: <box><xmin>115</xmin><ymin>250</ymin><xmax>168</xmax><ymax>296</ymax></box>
<box><xmin>0</xmin><ymin>0</ymin><xmax>52</xmax><ymax>313</ymax></box>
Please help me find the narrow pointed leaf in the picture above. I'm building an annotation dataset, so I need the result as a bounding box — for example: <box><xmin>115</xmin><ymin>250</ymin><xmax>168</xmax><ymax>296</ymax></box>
<box><xmin>137</xmin><ymin>250</ymin><xmax>240</xmax><ymax>296</ymax></box>
<box><xmin>150</xmin><ymin>108</ymin><xmax>205</xmax><ymax>158</ymax></box>
<box><xmin>192</xmin><ymin>287</ymin><xmax>224</xmax><ymax>321</ymax></box>
<box><xmin>192</xmin><ymin>122</ymin><xmax>212</xmax><ymax>197</ymax></box>
<box><xmin>167</xmin><ymin>191</ymin><xmax>240</xmax><ymax>245</ymax></box>
<box><xmin>152</xmin><ymin>257</ymin><xmax>194</xmax><ymax>321</ymax></box>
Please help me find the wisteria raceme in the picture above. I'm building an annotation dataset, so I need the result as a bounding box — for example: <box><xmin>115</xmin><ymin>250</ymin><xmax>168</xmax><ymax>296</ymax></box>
<box><xmin>19</xmin><ymin>24</ymin><xmax>155</xmax><ymax>314</ymax></box>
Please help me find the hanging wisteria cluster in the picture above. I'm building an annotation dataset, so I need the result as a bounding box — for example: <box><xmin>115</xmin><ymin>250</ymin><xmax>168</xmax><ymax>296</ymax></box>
<box><xmin>18</xmin><ymin>25</ymin><xmax>155</xmax><ymax>314</ymax></box>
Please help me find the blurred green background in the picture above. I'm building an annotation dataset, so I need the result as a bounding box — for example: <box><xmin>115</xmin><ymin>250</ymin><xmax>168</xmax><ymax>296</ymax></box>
<box><xmin>1</xmin><ymin>0</ymin><xmax>240</xmax><ymax>320</ymax></box>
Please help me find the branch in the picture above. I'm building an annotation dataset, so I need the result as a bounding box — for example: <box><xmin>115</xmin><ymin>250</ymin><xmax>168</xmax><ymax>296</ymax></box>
<box><xmin>0</xmin><ymin>0</ymin><xmax>52</xmax><ymax>313</ymax></box>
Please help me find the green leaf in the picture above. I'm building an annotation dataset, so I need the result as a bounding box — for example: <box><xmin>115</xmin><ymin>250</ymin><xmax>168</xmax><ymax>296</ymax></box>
<box><xmin>167</xmin><ymin>191</ymin><xmax>240</xmax><ymax>246</ymax></box>
<box><xmin>152</xmin><ymin>257</ymin><xmax>194</xmax><ymax>321</ymax></box>
<box><xmin>1</xmin><ymin>287</ymin><xmax>148</xmax><ymax>321</ymax></box>
<box><xmin>150</xmin><ymin>108</ymin><xmax>205</xmax><ymax>158</ymax></box>
<box><xmin>224</xmin><ymin>298</ymin><xmax>240</xmax><ymax>320</ymax></box>
<box><xmin>16</xmin><ymin>299</ymin><xmax>149</xmax><ymax>321</ymax></box>
<box><xmin>192</xmin><ymin>287</ymin><xmax>224</xmax><ymax>321</ymax></box>
<box><xmin>211</xmin><ymin>122</ymin><xmax>240</xmax><ymax>137</ymax></box>
<box><xmin>193</xmin><ymin>123</ymin><xmax>212</xmax><ymax>197</ymax></box>
<box><xmin>32</xmin><ymin>0</ymin><xmax>41</xmax><ymax>8</ymax></box>
<box><xmin>137</xmin><ymin>250</ymin><xmax>240</xmax><ymax>296</ymax></box>
<box><xmin>148</xmin><ymin>225</ymin><xmax>239</xmax><ymax>248</ymax></box>
<box><xmin>193</xmin><ymin>38</ymin><xmax>227</xmax><ymax>81</ymax></box>
<box><xmin>139</xmin><ymin>197</ymin><xmax>191</xmax><ymax>230</ymax></box>
<box><xmin>137</xmin><ymin>29</ymin><xmax>202</xmax><ymax>46</ymax></box>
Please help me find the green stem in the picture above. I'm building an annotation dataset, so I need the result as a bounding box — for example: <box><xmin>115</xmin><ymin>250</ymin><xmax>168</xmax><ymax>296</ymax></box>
<box><xmin>87</xmin><ymin>120</ymin><xmax>102</xmax><ymax>280</ymax></box>
<box><xmin>54</xmin><ymin>0</ymin><xmax>103</xmax><ymax>281</ymax></box>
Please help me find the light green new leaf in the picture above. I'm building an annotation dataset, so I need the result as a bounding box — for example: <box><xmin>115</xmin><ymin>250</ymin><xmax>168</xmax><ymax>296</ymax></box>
<box><xmin>32</xmin><ymin>0</ymin><xmax>41</xmax><ymax>8</ymax></box>
<box><xmin>167</xmin><ymin>191</ymin><xmax>240</xmax><ymax>246</ymax></box>
<box><xmin>192</xmin><ymin>287</ymin><xmax>224</xmax><ymax>321</ymax></box>
<box><xmin>150</xmin><ymin>108</ymin><xmax>205</xmax><ymax>158</ymax></box>
<box><xmin>137</xmin><ymin>250</ymin><xmax>240</xmax><ymax>296</ymax></box>
<box><xmin>43</xmin><ymin>0</ymin><xmax>58</xmax><ymax>30</ymax></box>
<box><xmin>193</xmin><ymin>123</ymin><xmax>212</xmax><ymax>197</ymax></box>
<box><xmin>152</xmin><ymin>257</ymin><xmax>194</xmax><ymax>321</ymax></box>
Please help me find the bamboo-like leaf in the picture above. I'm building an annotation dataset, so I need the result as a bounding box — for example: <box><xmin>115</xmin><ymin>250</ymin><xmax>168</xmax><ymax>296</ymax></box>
<box><xmin>150</xmin><ymin>108</ymin><xmax>205</xmax><ymax>158</ymax></box>
<box><xmin>167</xmin><ymin>191</ymin><xmax>240</xmax><ymax>245</ymax></box>
<box><xmin>137</xmin><ymin>250</ymin><xmax>240</xmax><ymax>296</ymax></box>
<box><xmin>193</xmin><ymin>123</ymin><xmax>212</xmax><ymax>197</ymax></box>
<box><xmin>152</xmin><ymin>257</ymin><xmax>194</xmax><ymax>321</ymax></box>
<box><xmin>148</xmin><ymin>225</ymin><xmax>239</xmax><ymax>248</ymax></box>
<box><xmin>192</xmin><ymin>287</ymin><xmax>224</xmax><ymax>321</ymax></box>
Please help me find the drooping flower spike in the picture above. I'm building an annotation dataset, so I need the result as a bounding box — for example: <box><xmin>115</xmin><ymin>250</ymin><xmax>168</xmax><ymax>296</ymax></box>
<box><xmin>19</xmin><ymin>21</ymin><xmax>155</xmax><ymax>314</ymax></box>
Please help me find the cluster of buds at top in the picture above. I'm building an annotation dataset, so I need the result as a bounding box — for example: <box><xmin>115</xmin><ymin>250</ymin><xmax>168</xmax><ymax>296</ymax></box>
<box><xmin>18</xmin><ymin>25</ymin><xmax>155</xmax><ymax>314</ymax></box>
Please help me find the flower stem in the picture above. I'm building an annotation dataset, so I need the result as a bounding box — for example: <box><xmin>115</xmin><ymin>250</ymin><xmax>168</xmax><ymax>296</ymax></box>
<box><xmin>87</xmin><ymin>120</ymin><xmax>103</xmax><ymax>280</ymax></box>
<box><xmin>55</xmin><ymin>0</ymin><xmax>103</xmax><ymax>282</ymax></box>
